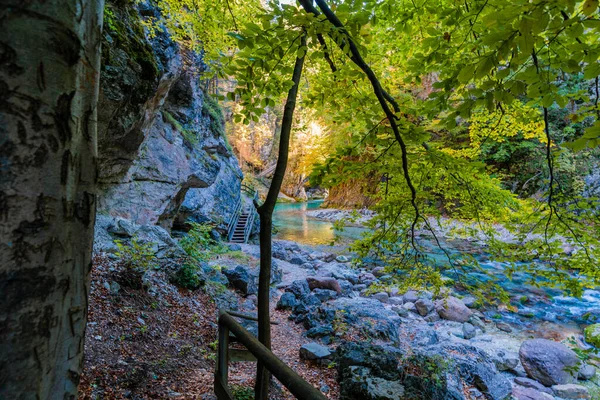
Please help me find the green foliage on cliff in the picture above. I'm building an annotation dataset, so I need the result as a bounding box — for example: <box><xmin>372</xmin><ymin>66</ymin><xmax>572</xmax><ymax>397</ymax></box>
<box><xmin>202</xmin><ymin>94</ymin><xmax>226</xmax><ymax>137</ymax></box>
<box><xmin>102</xmin><ymin>0</ymin><xmax>159</xmax><ymax>81</ymax></box>
<box><xmin>163</xmin><ymin>111</ymin><xmax>199</xmax><ymax>146</ymax></box>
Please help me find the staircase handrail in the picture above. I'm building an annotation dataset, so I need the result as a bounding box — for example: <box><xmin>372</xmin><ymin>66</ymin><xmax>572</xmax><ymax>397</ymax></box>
<box><xmin>243</xmin><ymin>190</ymin><xmax>259</xmax><ymax>243</ymax></box>
<box><xmin>241</xmin><ymin>183</ymin><xmax>256</xmax><ymax>197</ymax></box>
<box><xmin>226</xmin><ymin>197</ymin><xmax>242</xmax><ymax>241</ymax></box>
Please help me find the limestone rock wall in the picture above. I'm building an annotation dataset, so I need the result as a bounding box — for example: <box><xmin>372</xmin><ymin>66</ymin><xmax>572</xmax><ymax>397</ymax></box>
<box><xmin>96</xmin><ymin>0</ymin><xmax>242</xmax><ymax>232</ymax></box>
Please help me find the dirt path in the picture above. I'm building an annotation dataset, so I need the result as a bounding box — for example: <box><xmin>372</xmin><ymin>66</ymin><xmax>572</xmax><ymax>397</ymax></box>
<box><xmin>80</xmin><ymin>253</ymin><xmax>337</xmax><ymax>399</ymax></box>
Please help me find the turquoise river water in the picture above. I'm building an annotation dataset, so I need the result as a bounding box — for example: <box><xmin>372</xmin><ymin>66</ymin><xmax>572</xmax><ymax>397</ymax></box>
<box><xmin>272</xmin><ymin>200</ymin><xmax>600</xmax><ymax>340</ymax></box>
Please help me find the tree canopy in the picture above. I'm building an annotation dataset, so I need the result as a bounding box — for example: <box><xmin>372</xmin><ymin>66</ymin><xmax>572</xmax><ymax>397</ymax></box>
<box><xmin>147</xmin><ymin>0</ymin><xmax>600</xmax><ymax>299</ymax></box>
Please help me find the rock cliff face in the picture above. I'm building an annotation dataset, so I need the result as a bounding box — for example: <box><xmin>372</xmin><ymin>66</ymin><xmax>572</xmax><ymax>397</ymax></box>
<box><xmin>96</xmin><ymin>0</ymin><xmax>242</xmax><ymax>233</ymax></box>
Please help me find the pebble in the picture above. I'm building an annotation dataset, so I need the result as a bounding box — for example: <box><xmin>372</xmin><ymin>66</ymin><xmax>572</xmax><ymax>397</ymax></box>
<box><xmin>372</xmin><ymin>292</ymin><xmax>389</xmax><ymax>303</ymax></box>
<box><xmin>496</xmin><ymin>322</ymin><xmax>512</xmax><ymax>333</ymax></box>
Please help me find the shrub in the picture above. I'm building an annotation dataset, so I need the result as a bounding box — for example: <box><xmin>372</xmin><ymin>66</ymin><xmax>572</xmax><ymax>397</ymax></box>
<box><xmin>180</xmin><ymin>222</ymin><xmax>227</xmax><ymax>261</ymax></box>
<box><xmin>230</xmin><ymin>385</ymin><xmax>254</xmax><ymax>400</ymax></box>
<box><xmin>171</xmin><ymin>263</ymin><xmax>203</xmax><ymax>290</ymax></box>
<box><xmin>115</xmin><ymin>237</ymin><xmax>157</xmax><ymax>270</ymax></box>
<box><xmin>180</xmin><ymin>222</ymin><xmax>214</xmax><ymax>261</ymax></box>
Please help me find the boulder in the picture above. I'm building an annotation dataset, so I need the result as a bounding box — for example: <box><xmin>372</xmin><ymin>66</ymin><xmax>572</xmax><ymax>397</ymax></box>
<box><xmin>469</xmin><ymin>315</ymin><xmax>486</xmax><ymax>332</ymax></box>
<box><xmin>424</xmin><ymin>312</ymin><xmax>441</xmax><ymax>323</ymax></box>
<box><xmin>408</xmin><ymin>326</ymin><xmax>439</xmax><ymax>347</ymax></box>
<box><xmin>328</xmin><ymin>298</ymin><xmax>400</xmax><ymax>341</ymax></box>
<box><xmin>285</xmin><ymin>279</ymin><xmax>310</xmax><ymax>299</ymax></box>
<box><xmin>512</xmin><ymin>386</ymin><xmax>554</xmax><ymax>400</ymax></box>
<box><xmin>461</xmin><ymin>296</ymin><xmax>477</xmax><ymax>308</ymax></box>
<box><xmin>336</xmin><ymin>255</ymin><xmax>349</xmax><ymax>263</ymax></box>
<box><xmin>388</xmin><ymin>297</ymin><xmax>404</xmax><ymax>306</ymax></box>
<box><xmin>270</xmin><ymin>261</ymin><xmax>283</xmax><ymax>284</ymax></box>
<box><xmin>227</xmin><ymin>243</ymin><xmax>242</xmax><ymax>252</ymax></box>
<box><xmin>222</xmin><ymin>266</ymin><xmax>256</xmax><ymax>295</ymax></box>
<box><xmin>318</xmin><ymin>263</ymin><xmax>359</xmax><ymax>283</ymax></box>
<box><xmin>276</xmin><ymin>292</ymin><xmax>298</xmax><ymax>310</ymax></box>
<box><xmin>312</xmin><ymin>288</ymin><xmax>338</xmax><ymax>302</ymax></box>
<box><xmin>414</xmin><ymin>298</ymin><xmax>434</xmax><ymax>316</ymax></box>
<box><xmin>299</xmin><ymin>343</ymin><xmax>332</xmax><ymax>360</ymax></box>
<box><xmin>584</xmin><ymin>323</ymin><xmax>600</xmax><ymax>348</ymax></box>
<box><xmin>435</xmin><ymin>296</ymin><xmax>472</xmax><ymax>322</ymax></box>
<box><xmin>578</xmin><ymin>364</ymin><xmax>596</xmax><ymax>380</ymax></box>
<box><xmin>551</xmin><ymin>384</ymin><xmax>590</xmax><ymax>399</ymax></box>
<box><xmin>289</xmin><ymin>255</ymin><xmax>308</xmax><ymax>265</ymax></box>
<box><xmin>513</xmin><ymin>377</ymin><xmax>554</xmax><ymax>394</ymax></box>
<box><xmin>93</xmin><ymin>215</ymin><xmax>120</xmax><ymax>253</ymax></box>
<box><xmin>335</xmin><ymin>342</ymin><xmax>399</xmax><ymax>382</ymax></box>
<box><xmin>496</xmin><ymin>322</ymin><xmax>512</xmax><ymax>333</ymax></box>
<box><xmin>372</xmin><ymin>292</ymin><xmax>389</xmax><ymax>303</ymax></box>
<box><xmin>303</xmin><ymin>294</ymin><xmax>322</xmax><ymax>308</ymax></box>
<box><xmin>306</xmin><ymin>325</ymin><xmax>334</xmax><ymax>338</ymax></box>
<box><xmin>372</xmin><ymin>267</ymin><xmax>386</xmax><ymax>277</ymax></box>
<box><xmin>403</xmin><ymin>290</ymin><xmax>419</xmax><ymax>303</ymax></box>
<box><xmin>417</xmin><ymin>343</ymin><xmax>511</xmax><ymax>400</ymax></box>
<box><xmin>358</xmin><ymin>272</ymin><xmax>377</xmax><ymax>284</ymax></box>
<box><xmin>392</xmin><ymin>307</ymin><xmax>409</xmax><ymax>317</ymax></box>
<box><xmin>306</xmin><ymin>276</ymin><xmax>342</xmax><ymax>293</ymax></box>
<box><xmin>519</xmin><ymin>339</ymin><xmax>579</xmax><ymax>386</ymax></box>
<box><xmin>494</xmin><ymin>350</ymin><xmax>519</xmax><ymax>371</ymax></box>
<box><xmin>341</xmin><ymin>366</ymin><xmax>404</xmax><ymax>400</ymax></box>
<box><xmin>109</xmin><ymin>281</ymin><xmax>121</xmax><ymax>296</ymax></box>
<box><xmin>463</xmin><ymin>322</ymin><xmax>476</xmax><ymax>340</ymax></box>
<box><xmin>108</xmin><ymin>217</ymin><xmax>138</xmax><ymax>237</ymax></box>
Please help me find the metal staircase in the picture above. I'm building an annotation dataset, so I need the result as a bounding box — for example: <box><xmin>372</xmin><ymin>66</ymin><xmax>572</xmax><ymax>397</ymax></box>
<box><xmin>227</xmin><ymin>184</ymin><xmax>258</xmax><ymax>244</ymax></box>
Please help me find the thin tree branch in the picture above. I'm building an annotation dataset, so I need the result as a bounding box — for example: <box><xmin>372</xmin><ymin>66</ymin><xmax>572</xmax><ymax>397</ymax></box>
<box><xmin>300</xmin><ymin>0</ymin><xmax>420</xmax><ymax>249</ymax></box>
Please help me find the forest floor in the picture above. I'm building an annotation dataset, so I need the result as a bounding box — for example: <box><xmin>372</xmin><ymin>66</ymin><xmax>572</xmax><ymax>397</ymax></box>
<box><xmin>79</xmin><ymin>254</ymin><xmax>338</xmax><ymax>400</ymax></box>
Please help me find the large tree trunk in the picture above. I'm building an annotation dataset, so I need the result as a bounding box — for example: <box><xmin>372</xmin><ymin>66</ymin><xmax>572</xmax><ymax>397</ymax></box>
<box><xmin>0</xmin><ymin>0</ymin><xmax>104</xmax><ymax>398</ymax></box>
<box><xmin>254</xmin><ymin>36</ymin><xmax>306</xmax><ymax>400</ymax></box>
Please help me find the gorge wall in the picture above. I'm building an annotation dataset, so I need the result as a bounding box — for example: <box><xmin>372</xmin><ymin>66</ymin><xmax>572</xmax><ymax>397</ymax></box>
<box><xmin>95</xmin><ymin>0</ymin><xmax>242</xmax><ymax>233</ymax></box>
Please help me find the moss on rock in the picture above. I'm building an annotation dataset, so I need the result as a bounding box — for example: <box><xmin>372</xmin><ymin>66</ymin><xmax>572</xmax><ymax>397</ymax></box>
<box><xmin>102</xmin><ymin>0</ymin><xmax>159</xmax><ymax>81</ymax></box>
<box><xmin>584</xmin><ymin>324</ymin><xmax>600</xmax><ymax>348</ymax></box>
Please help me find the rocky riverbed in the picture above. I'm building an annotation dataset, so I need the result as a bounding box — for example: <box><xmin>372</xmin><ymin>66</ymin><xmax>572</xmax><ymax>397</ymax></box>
<box><xmin>92</xmin><ymin>214</ymin><xmax>600</xmax><ymax>399</ymax></box>
<box><xmin>236</xmin><ymin>239</ymin><xmax>600</xmax><ymax>400</ymax></box>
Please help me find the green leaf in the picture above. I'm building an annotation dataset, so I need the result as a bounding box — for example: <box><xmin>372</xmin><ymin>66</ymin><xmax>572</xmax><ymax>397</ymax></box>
<box><xmin>583</xmin><ymin>0</ymin><xmax>599</xmax><ymax>16</ymax></box>
<box><xmin>518</xmin><ymin>33</ymin><xmax>533</xmax><ymax>55</ymax></box>
<box><xmin>458</xmin><ymin>65</ymin><xmax>475</xmax><ymax>83</ymax></box>
<box><xmin>583</xmin><ymin>63</ymin><xmax>600</xmax><ymax>80</ymax></box>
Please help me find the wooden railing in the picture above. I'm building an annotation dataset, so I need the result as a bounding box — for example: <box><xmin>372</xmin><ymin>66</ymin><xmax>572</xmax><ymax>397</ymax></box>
<box><xmin>214</xmin><ymin>310</ymin><xmax>327</xmax><ymax>400</ymax></box>
<box><xmin>227</xmin><ymin>184</ymin><xmax>259</xmax><ymax>243</ymax></box>
<box><xmin>244</xmin><ymin>208</ymin><xmax>256</xmax><ymax>244</ymax></box>
<box><xmin>226</xmin><ymin>197</ymin><xmax>242</xmax><ymax>242</ymax></box>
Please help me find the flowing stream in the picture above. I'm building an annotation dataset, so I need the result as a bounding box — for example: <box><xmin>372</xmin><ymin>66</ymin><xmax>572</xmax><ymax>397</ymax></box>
<box><xmin>273</xmin><ymin>200</ymin><xmax>600</xmax><ymax>341</ymax></box>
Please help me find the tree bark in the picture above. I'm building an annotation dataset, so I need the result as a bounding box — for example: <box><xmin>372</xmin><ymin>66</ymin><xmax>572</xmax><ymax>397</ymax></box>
<box><xmin>0</xmin><ymin>0</ymin><xmax>104</xmax><ymax>398</ymax></box>
<box><xmin>254</xmin><ymin>35</ymin><xmax>307</xmax><ymax>400</ymax></box>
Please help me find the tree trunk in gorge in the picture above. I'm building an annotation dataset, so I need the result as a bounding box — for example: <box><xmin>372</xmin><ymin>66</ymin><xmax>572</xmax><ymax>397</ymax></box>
<box><xmin>0</xmin><ymin>0</ymin><xmax>104</xmax><ymax>398</ymax></box>
<box><xmin>254</xmin><ymin>35</ymin><xmax>307</xmax><ymax>400</ymax></box>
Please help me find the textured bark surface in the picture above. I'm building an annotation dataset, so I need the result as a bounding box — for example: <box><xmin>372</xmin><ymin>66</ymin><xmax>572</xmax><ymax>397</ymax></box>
<box><xmin>0</xmin><ymin>0</ymin><xmax>103</xmax><ymax>398</ymax></box>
